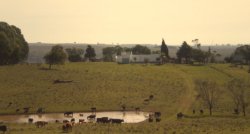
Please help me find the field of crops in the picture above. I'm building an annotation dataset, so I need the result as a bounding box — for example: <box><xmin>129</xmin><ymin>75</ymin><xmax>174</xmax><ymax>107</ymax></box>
<box><xmin>0</xmin><ymin>63</ymin><xmax>250</xmax><ymax>133</ymax></box>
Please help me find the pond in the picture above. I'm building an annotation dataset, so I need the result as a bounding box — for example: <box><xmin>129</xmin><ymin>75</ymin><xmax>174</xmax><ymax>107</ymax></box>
<box><xmin>0</xmin><ymin>111</ymin><xmax>150</xmax><ymax>124</ymax></box>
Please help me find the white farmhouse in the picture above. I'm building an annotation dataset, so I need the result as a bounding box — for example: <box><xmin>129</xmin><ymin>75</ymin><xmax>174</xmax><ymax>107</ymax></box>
<box><xmin>116</xmin><ymin>52</ymin><xmax>161</xmax><ymax>64</ymax></box>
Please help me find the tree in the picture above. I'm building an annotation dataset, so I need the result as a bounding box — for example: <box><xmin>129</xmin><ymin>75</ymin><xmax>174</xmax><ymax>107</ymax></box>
<box><xmin>102</xmin><ymin>45</ymin><xmax>123</xmax><ymax>62</ymax></box>
<box><xmin>85</xmin><ymin>45</ymin><xmax>96</xmax><ymax>61</ymax></box>
<box><xmin>233</xmin><ymin>45</ymin><xmax>250</xmax><ymax>67</ymax></box>
<box><xmin>176</xmin><ymin>41</ymin><xmax>192</xmax><ymax>64</ymax></box>
<box><xmin>191</xmin><ymin>48</ymin><xmax>206</xmax><ymax>64</ymax></box>
<box><xmin>196</xmin><ymin>80</ymin><xmax>220</xmax><ymax>116</ymax></box>
<box><xmin>44</xmin><ymin>45</ymin><xmax>67</xmax><ymax>69</ymax></box>
<box><xmin>161</xmin><ymin>39</ymin><xmax>169</xmax><ymax>60</ymax></box>
<box><xmin>102</xmin><ymin>47</ymin><xmax>116</xmax><ymax>62</ymax></box>
<box><xmin>132</xmin><ymin>45</ymin><xmax>151</xmax><ymax>55</ymax></box>
<box><xmin>0</xmin><ymin>22</ymin><xmax>29</xmax><ymax>65</ymax></box>
<box><xmin>65</xmin><ymin>47</ymin><xmax>84</xmax><ymax>62</ymax></box>
<box><xmin>228</xmin><ymin>79</ymin><xmax>248</xmax><ymax>116</ymax></box>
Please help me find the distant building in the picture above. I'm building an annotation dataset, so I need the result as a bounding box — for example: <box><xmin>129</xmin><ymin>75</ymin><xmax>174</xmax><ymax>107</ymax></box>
<box><xmin>116</xmin><ymin>52</ymin><xmax>161</xmax><ymax>64</ymax></box>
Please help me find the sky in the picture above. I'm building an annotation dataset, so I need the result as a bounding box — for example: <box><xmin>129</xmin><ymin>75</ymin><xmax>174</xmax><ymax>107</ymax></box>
<box><xmin>1</xmin><ymin>0</ymin><xmax>250</xmax><ymax>45</ymax></box>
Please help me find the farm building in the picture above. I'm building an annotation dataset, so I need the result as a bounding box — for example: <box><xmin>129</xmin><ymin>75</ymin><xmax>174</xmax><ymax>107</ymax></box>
<box><xmin>116</xmin><ymin>52</ymin><xmax>161</xmax><ymax>64</ymax></box>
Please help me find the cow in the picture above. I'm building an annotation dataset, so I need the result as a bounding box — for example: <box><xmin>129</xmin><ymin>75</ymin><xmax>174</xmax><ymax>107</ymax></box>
<box><xmin>35</xmin><ymin>121</ymin><xmax>48</xmax><ymax>128</ymax></box>
<box><xmin>200</xmin><ymin>109</ymin><xmax>204</xmax><ymax>115</ymax></box>
<box><xmin>177</xmin><ymin>112</ymin><xmax>184</xmax><ymax>119</ymax></box>
<box><xmin>79</xmin><ymin>113</ymin><xmax>84</xmax><ymax>117</ymax></box>
<box><xmin>55</xmin><ymin>120</ymin><xmax>60</xmax><ymax>123</ymax></box>
<box><xmin>28</xmin><ymin>118</ymin><xmax>33</xmax><ymax>123</ymax></box>
<box><xmin>23</xmin><ymin>107</ymin><xmax>30</xmax><ymax>114</ymax></box>
<box><xmin>154</xmin><ymin>112</ymin><xmax>161</xmax><ymax>118</ymax></box>
<box><xmin>63</xmin><ymin>120</ymin><xmax>69</xmax><ymax>124</ymax></box>
<box><xmin>234</xmin><ymin>109</ymin><xmax>239</xmax><ymax>115</ymax></box>
<box><xmin>91</xmin><ymin>107</ymin><xmax>96</xmax><ymax>114</ymax></box>
<box><xmin>64</xmin><ymin>112</ymin><xmax>73</xmax><ymax>117</ymax></box>
<box><xmin>16</xmin><ymin>109</ymin><xmax>20</xmax><ymax>113</ymax></box>
<box><xmin>156</xmin><ymin>118</ymin><xmax>161</xmax><ymax>122</ymax></box>
<box><xmin>87</xmin><ymin>114</ymin><xmax>96</xmax><ymax>120</ymax></box>
<box><xmin>149</xmin><ymin>95</ymin><xmax>154</xmax><ymax>100</ymax></box>
<box><xmin>110</xmin><ymin>119</ymin><xmax>124</xmax><ymax>124</ymax></box>
<box><xmin>37</xmin><ymin>108</ymin><xmax>44</xmax><ymax>114</ymax></box>
<box><xmin>62</xmin><ymin>123</ymin><xmax>72</xmax><ymax>133</ymax></box>
<box><xmin>96</xmin><ymin>117</ymin><xmax>110</xmax><ymax>123</ymax></box>
<box><xmin>79</xmin><ymin>119</ymin><xmax>85</xmax><ymax>124</ymax></box>
<box><xmin>0</xmin><ymin>125</ymin><xmax>7</xmax><ymax>133</ymax></box>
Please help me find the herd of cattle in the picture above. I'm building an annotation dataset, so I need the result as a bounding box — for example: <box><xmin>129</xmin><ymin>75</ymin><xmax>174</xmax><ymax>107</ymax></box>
<box><xmin>0</xmin><ymin>108</ymin><xmax>164</xmax><ymax>133</ymax></box>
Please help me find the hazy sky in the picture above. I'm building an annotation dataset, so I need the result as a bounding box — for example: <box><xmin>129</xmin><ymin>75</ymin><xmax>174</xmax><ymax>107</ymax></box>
<box><xmin>1</xmin><ymin>0</ymin><xmax>250</xmax><ymax>45</ymax></box>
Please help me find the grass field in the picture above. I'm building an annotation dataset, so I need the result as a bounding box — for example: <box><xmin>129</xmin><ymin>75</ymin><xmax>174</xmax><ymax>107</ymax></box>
<box><xmin>0</xmin><ymin>62</ymin><xmax>250</xmax><ymax>133</ymax></box>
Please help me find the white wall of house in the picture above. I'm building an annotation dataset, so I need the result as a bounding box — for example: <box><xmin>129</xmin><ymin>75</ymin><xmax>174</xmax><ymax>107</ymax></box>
<box><xmin>116</xmin><ymin>52</ymin><xmax>160</xmax><ymax>64</ymax></box>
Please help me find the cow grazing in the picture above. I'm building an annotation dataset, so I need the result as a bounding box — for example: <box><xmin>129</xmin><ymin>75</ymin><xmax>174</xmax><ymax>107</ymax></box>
<box><xmin>64</xmin><ymin>112</ymin><xmax>73</xmax><ymax>117</ymax></box>
<box><xmin>234</xmin><ymin>109</ymin><xmax>239</xmax><ymax>115</ymax></box>
<box><xmin>91</xmin><ymin>107</ymin><xmax>96</xmax><ymax>114</ymax></box>
<box><xmin>97</xmin><ymin>117</ymin><xmax>110</xmax><ymax>123</ymax></box>
<box><xmin>156</xmin><ymin>118</ymin><xmax>161</xmax><ymax>122</ymax></box>
<box><xmin>23</xmin><ymin>107</ymin><xmax>30</xmax><ymax>114</ymax></box>
<box><xmin>149</xmin><ymin>95</ymin><xmax>154</xmax><ymax>100</ymax></box>
<box><xmin>62</xmin><ymin>123</ymin><xmax>72</xmax><ymax>133</ymax></box>
<box><xmin>63</xmin><ymin>120</ymin><xmax>69</xmax><ymax>124</ymax></box>
<box><xmin>0</xmin><ymin>125</ymin><xmax>7</xmax><ymax>133</ymax></box>
<box><xmin>35</xmin><ymin>121</ymin><xmax>48</xmax><ymax>128</ymax></box>
<box><xmin>154</xmin><ymin>112</ymin><xmax>161</xmax><ymax>118</ymax></box>
<box><xmin>37</xmin><ymin>108</ymin><xmax>44</xmax><ymax>114</ymax></box>
<box><xmin>87</xmin><ymin>114</ymin><xmax>96</xmax><ymax>120</ymax></box>
<box><xmin>110</xmin><ymin>119</ymin><xmax>124</xmax><ymax>124</ymax></box>
<box><xmin>79</xmin><ymin>119</ymin><xmax>85</xmax><ymax>124</ymax></box>
<box><xmin>79</xmin><ymin>113</ymin><xmax>84</xmax><ymax>117</ymax></box>
<box><xmin>177</xmin><ymin>112</ymin><xmax>184</xmax><ymax>119</ymax></box>
<box><xmin>28</xmin><ymin>118</ymin><xmax>33</xmax><ymax>123</ymax></box>
<box><xmin>200</xmin><ymin>109</ymin><xmax>204</xmax><ymax>115</ymax></box>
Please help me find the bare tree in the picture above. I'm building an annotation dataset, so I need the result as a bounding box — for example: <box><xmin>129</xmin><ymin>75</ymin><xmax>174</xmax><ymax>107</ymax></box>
<box><xmin>196</xmin><ymin>80</ymin><xmax>220</xmax><ymax>116</ymax></box>
<box><xmin>228</xmin><ymin>79</ymin><xmax>248</xmax><ymax>116</ymax></box>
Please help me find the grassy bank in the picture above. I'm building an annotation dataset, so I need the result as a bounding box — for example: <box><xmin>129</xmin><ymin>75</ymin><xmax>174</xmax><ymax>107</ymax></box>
<box><xmin>0</xmin><ymin>63</ymin><xmax>250</xmax><ymax>133</ymax></box>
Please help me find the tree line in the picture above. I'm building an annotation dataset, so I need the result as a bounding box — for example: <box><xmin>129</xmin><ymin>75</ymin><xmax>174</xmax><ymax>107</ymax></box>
<box><xmin>1</xmin><ymin>22</ymin><xmax>250</xmax><ymax>68</ymax></box>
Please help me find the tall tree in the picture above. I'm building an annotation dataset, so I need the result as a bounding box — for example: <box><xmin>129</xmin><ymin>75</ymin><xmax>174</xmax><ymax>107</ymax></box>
<box><xmin>0</xmin><ymin>22</ymin><xmax>29</xmax><ymax>65</ymax></box>
<box><xmin>85</xmin><ymin>45</ymin><xmax>96</xmax><ymax>61</ymax></box>
<box><xmin>132</xmin><ymin>45</ymin><xmax>151</xmax><ymax>55</ymax></box>
<box><xmin>161</xmin><ymin>39</ymin><xmax>169</xmax><ymax>58</ymax></box>
<box><xmin>196</xmin><ymin>80</ymin><xmax>220</xmax><ymax>116</ymax></box>
<box><xmin>44</xmin><ymin>45</ymin><xmax>67</xmax><ymax>69</ymax></box>
<box><xmin>176</xmin><ymin>41</ymin><xmax>192</xmax><ymax>63</ymax></box>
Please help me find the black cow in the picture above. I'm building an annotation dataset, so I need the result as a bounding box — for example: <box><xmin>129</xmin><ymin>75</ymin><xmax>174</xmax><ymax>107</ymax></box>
<box><xmin>35</xmin><ymin>121</ymin><xmax>48</xmax><ymax>128</ymax></box>
<box><xmin>63</xmin><ymin>120</ymin><xmax>69</xmax><ymax>123</ymax></box>
<box><xmin>154</xmin><ymin>112</ymin><xmax>161</xmax><ymax>118</ymax></box>
<box><xmin>91</xmin><ymin>107</ymin><xmax>96</xmax><ymax>114</ymax></box>
<box><xmin>110</xmin><ymin>119</ymin><xmax>124</xmax><ymax>124</ymax></box>
<box><xmin>177</xmin><ymin>112</ymin><xmax>184</xmax><ymax>119</ymax></box>
<box><xmin>0</xmin><ymin>125</ymin><xmax>7</xmax><ymax>133</ymax></box>
<box><xmin>28</xmin><ymin>118</ymin><xmax>33</xmax><ymax>123</ymax></box>
<box><xmin>200</xmin><ymin>109</ymin><xmax>204</xmax><ymax>115</ymax></box>
<box><xmin>87</xmin><ymin>114</ymin><xmax>96</xmax><ymax>120</ymax></box>
<box><xmin>97</xmin><ymin>117</ymin><xmax>110</xmax><ymax>123</ymax></box>
<box><xmin>37</xmin><ymin>108</ymin><xmax>44</xmax><ymax>114</ymax></box>
<box><xmin>156</xmin><ymin>118</ymin><xmax>161</xmax><ymax>122</ymax></box>
<box><xmin>79</xmin><ymin>119</ymin><xmax>85</xmax><ymax>124</ymax></box>
<box><xmin>64</xmin><ymin>112</ymin><xmax>73</xmax><ymax>117</ymax></box>
<box><xmin>23</xmin><ymin>107</ymin><xmax>30</xmax><ymax>114</ymax></box>
<box><xmin>62</xmin><ymin>123</ymin><xmax>72</xmax><ymax>133</ymax></box>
